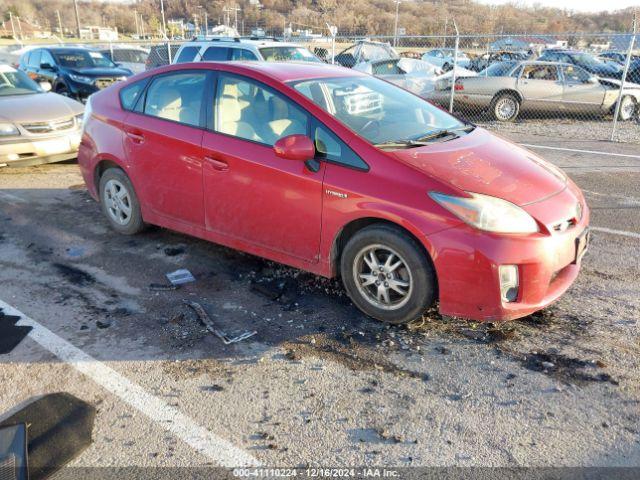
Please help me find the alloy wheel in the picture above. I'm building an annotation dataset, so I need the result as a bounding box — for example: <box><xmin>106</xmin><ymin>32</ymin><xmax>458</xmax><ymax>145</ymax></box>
<box><xmin>620</xmin><ymin>96</ymin><xmax>636</xmax><ymax>121</ymax></box>
<box><xmin>495</xmin><ymin>97</ymin><xmax>517</xmax><ymax>121</ymax></box>
<box><xmin>103</xmin><ymin>179</ymin><xmax>132</xmax><ymax>226</ymax></box>
<box><xmin>352</xmin><ymin>244</ymin><xmax>413</xmax><ymax>311</ymax></box>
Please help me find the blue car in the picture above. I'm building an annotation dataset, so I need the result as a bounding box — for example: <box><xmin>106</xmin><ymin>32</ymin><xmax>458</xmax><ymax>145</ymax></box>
<box><xmin>538</xmin><ymin>49</ymin><xmax>623</xmax><ymax>80</ymax></box>
<box><xmin>19</xmin><ymin>47</ymin><xmax>133</xmax><ymax>102</ymax></box>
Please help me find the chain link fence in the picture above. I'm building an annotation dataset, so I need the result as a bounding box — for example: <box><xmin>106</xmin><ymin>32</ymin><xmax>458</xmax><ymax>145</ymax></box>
<box><xmin>1</xmin><ymin>29</ymin><xmax>638</xmax><ymax>143</ymax></box>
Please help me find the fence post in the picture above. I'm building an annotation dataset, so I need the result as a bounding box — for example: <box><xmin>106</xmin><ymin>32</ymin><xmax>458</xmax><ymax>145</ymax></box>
<box><xmin>448</xmin><ymin>20</ymin><xmax>459</xmax><ymax>113</ymax></box>
<box><xmin>611</xmin><ymin>15</ymin><xmax>637</xmax><ymax>141</ymax></box>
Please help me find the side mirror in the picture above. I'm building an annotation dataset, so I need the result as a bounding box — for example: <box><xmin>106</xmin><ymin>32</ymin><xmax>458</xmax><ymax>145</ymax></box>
<box><xmin>273</xmin><ymin>134</ymin><xmax>315</xmax><ymax>161</ymax></box>
<box><xmin>40</xmin><ymin>62</ymin><xmax>55</xmax><ymax>70</ymax></box>
<box><xmin>39</xmin><ymin>81</ymin><xmax>52</xmax><ymax>92</ymax></box>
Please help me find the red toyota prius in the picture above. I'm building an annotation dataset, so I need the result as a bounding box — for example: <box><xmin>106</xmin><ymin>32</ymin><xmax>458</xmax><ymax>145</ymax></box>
<box><xmin>78</xmin><ymin>61</ymin><xmax>589</xmax><ymax>324</ymax></box>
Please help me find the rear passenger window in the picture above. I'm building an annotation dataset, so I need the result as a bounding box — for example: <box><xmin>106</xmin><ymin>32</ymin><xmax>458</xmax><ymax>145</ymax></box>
<box><xmin>175</xmin><ymin>46</ymin><xmax>200</xmax><ymax>63</ymax></box>
<box><xmin>119</xmin><ymin>78</ymin><xmax>149</xmax><ymax>111</ymax></box>
<box><xmin>202</xmin><ymin>47</ymin><xmax>230</xmax><ymax>61</ymax></box>
<box><xmin>144</xmin><ymin>72</ymin><xmax>207</xmax><ymax>127</ymax></box>
<box><xmin>230</xmin><ymin>49</ymin><xmax>258</xmax><ymax>61</ymax></box>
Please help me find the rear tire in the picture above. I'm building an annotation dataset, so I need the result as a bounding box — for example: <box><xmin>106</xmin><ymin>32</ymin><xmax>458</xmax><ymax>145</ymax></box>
<box><xmin>98</xmin><ymin>168</ymin><xmax>146</xmax><ymax>235</ymax></box>
<box><xmin>491</xmin><ymin>92</ymin><xmax>520</xmax><ymax>122</ymax></box>
<box><xmin>340</xmin><ymin>224</ymin><xmax>437</xmax><ymax>324</ymax></box>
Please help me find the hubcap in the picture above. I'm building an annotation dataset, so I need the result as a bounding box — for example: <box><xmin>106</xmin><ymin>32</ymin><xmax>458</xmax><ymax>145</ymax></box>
<box><xmin>353</xmin><ymin>244</ymin><xmax>412</xmax><ymax>311</ymax></box>
<box><xmin>496</xmin><ymin>97</ymin><xmax>516</xmax><ymax>120</ymax></box>
<box><xmin>103</xmin><ymin>179</ymin><xmax>132</xmax><ymax>226</ymax></box>
<box><xmin>621</xmin><ymin>97</ymin><xmax>635</xmax><ymax>120</ymax></box>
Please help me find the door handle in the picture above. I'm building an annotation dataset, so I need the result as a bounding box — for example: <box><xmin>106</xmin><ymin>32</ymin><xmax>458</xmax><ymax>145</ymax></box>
<box><xmin>125</xmin><ymin>131</ymin><xmax>145</xmax><ymax>144</ymax></box>
<box><xmin>204</xmin><ymin>156</ymin><xmax>228</xmax><ymax>171</ymax></box>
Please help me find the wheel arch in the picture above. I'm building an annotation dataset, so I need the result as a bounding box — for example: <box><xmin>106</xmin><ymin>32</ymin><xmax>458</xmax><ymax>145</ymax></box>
<box><xmin>492</xmin><ymin>88</ymin><xmax>523</xmax><ymax>104</ymax></box>
<box><xmin>93</xmin><ymin>158</ymin><xmax>128</xmax><ymax>199</ymax></box>
<box><xmin>330</xmin><ymin>216</ymin><xmax>438</xmax><ymax>296</ymax></box>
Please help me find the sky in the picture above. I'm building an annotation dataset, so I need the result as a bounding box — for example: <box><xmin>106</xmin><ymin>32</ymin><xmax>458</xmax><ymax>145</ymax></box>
<box><xmin>476</xmin><ymin>0</ymin><xmax>639</xmax><ymax>12</ymax></box>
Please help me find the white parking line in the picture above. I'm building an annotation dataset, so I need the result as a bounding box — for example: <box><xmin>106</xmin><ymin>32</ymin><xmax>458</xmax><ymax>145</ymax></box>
<box><xmin>591</xmin><ymin>226</ymin><xmax>640</xmax><ymax>239</ymax></box>
<box><xmin>0</xmin><ymin>299</ymin><xmax>260</xmax><ymax>468</ymax></box>
<box><xmin>520</xmin><ymin>144</ymin><xmax>640</xmax><ymax>160</ymax></box>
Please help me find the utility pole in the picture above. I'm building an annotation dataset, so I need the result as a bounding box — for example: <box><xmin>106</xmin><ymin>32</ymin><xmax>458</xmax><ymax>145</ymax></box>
<box><xmin>134</xmin><ymin>9</ymin><xmax>139</xmax><ymax>37</ymax></box>
<box><xmin>56</xmin><ymin>10</ymin><xmax>63</xmax><ymax>37</ymax></box>
<box><xmin>8</xmin><ymin>11</ymin><xmax>16</xmax><ymax>39</ymax></box>
<box><xmin>159</xmin><ymin>0</ymin><xmax>168</xmax><ymax>38</ymax></box>
<box><xmin>73</xmin><ymin>0</ymin><xmax>81</xmax><ymax>38</ymax></box>
<box><xmin>393</xmin><ymin>0</ymin><xmax>401</xmax><ymax>47</ymax></box>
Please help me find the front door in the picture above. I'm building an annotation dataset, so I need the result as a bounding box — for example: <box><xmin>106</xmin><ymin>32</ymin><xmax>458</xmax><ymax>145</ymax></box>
<box><xmin>517</xmin><ymin>64</ymin><xmax>564</xmax><ymax>112</ymax></box>
<box><xmin>201</xmin><ymin>73</ymin><xmax>324</xmax><ymax>262</ymax></box>
<box><xmin>123</xmin><ymin>70</ymin><xmax>209</xmax><ymax>226</ymax></box>
<box><xmin>560</xmin><ymin>65</ymin><xmax>605</xmax><ymax>114</ymax></box>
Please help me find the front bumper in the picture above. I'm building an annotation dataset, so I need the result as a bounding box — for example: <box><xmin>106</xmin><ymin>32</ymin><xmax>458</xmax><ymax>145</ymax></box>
<box><xmin>428</xmin><ymin>189</ymin><xmax>589</xmax><ymax>322</ymax></box>
<box><xmin>0</xmin><ymin>130</ymin><xmax>81</xmax><ymax>167</ymax></box>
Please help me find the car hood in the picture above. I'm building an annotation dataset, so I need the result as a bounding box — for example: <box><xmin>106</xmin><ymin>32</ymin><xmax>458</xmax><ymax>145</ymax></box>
<box><xmin>0</xmin><ymin>92</ymin><xmax>84</xmax><ymax>123</ymax></box>
<box><xmin>67</xmin><ymin>67</ymin><xmax>131</xmax><ymax>77</ymax></box>
<box><xmin>390</xmin><ymin>128</ymin><xmax>567</xmax><ymax>206</ymax></box>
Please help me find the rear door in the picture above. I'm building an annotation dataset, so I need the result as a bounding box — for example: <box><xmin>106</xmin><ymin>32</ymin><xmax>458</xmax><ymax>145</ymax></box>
<box><xmin>517</xmin><ymin>64</ymin><xmax>564</xmax><ymax>111</ymax></box>
<box><xmin>123</xmin><ymin>70</ymin><xmax>209</xmax><ymax>226</ymax></box>
<box><xmin>560</xmin><ymin>64</ymin><xmax>605</xmax><ymax>114</ymax></box>
<box><xmin>201</xmin><ymin>72</ymin><xmax>325</xmax><ymax>262</ymax></box>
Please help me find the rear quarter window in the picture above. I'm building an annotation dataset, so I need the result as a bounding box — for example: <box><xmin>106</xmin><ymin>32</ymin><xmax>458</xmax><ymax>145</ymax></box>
<box><xmin>119</xmin><ymin>78</ymin><xmax>149</xmax><ymax>111</ymax></box>
<box><xmin>175</xmin><ymin>46</ymin><xmax>200</xmax><ymax>63</ymax></box>
<box><xmin>202</xmin><ymin>47</ymin><xmax>230</xmax><ymax>61</ymax></box>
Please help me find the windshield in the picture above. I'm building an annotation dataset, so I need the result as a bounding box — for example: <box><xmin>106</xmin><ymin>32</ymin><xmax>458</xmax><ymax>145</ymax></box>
<box><xmin>0</xmin><ymin>68</ymin><xmax>43</xmax><ymax>96</ymax></box>
<box><xmin>479</xmin><ymin>61</ymin><xmax>517</xmax><ymax>77</ymax></box>
<box><xmin>53</xmin><ymin>50</ymin><xmax>117</xmax><ymax>69</ymax></box>
<box><xmin>569</xmin><ymin>53</ymin><xmax>607</xmax><ymax>68</ymax></box>
<box><xmin>259</xmin><ymin>47</ymin><xmax>321</xmax><ymax>63</ymax></box>
<box><xmin>290</xmin><ymin>75</ymin><xmax>466</xmax><ymax>146</ymax></box>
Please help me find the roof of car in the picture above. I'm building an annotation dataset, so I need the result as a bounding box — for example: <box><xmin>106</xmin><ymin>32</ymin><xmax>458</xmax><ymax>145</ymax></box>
<box><xmin>167</xmin><ymin>61</ymin><xmax>363</xmax><ymax>83</ymax></box>
<box><xmin>182</xmin><ymin>38</ymin><xmax>300</xmax><ymax>48</ymax></box>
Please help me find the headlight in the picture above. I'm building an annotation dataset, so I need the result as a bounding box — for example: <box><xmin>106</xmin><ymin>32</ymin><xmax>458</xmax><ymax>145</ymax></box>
<box><xmin>0</xmin><ymin>123</ymin><xmax>19</xmax><ymax>136</ymax></box>
<box><xmin>69</xmin><ymin>73</ymin><xmax>94</xmax><ymax>84</ymax></box>
<box><xmin>429</xmin><ymin>191</ymin><xmax>539</xmax><ymax>234</ymax></box>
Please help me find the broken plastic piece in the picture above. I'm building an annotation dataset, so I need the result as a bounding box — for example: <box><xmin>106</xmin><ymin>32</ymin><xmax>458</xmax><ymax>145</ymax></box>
<box><xmin>166</xmin><ymin>269</ymin><xmax>195</xmax><ymax>286</ymax></box>
<box><xmin>183</xmin><ymin>301</ymin><xmax>257</xmax><ymax>344</ymax></box>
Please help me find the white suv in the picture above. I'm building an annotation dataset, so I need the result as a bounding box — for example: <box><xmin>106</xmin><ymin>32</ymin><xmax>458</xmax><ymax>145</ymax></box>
<box><xmin>173</xmin><ymin>37</ymin><xmax>322</xmax><ymax>64</ymax></box>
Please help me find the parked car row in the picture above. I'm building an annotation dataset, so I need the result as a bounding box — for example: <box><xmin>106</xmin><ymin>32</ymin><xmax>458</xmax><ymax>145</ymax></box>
<box><xmin>431</xmin><ymin>60</ymin><xmax>640</xmax><ymax>122</ymax></box>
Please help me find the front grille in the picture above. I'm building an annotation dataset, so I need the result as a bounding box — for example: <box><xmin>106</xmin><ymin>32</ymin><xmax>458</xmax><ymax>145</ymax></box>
<box><xmin>21</xmin><ymin>117</ymin><xmax>75</xmax><ymax>134</ymax></box>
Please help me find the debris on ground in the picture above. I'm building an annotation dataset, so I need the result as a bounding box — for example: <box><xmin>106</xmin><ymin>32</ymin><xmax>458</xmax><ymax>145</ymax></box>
<box><xmin>201</xmin><ymin>385</ymin><xmax>224</xmax><ymax>392</ymax></box>
<box><xmin>166</xmin><ymin>269</ymin><xmax>196</xmax><ymax>286</ymax></box>
<box><xmin>163</xmin><ymin>246</ymin><xmax>186</xmax><ymax>257</ymax></box>
<box><xmin>149</xmin><ymin>283</ymin><xmax>180</xmax><ymax>292</ymax></box>
<box><xmin>95</xmin><ymin>320</ymin><xmax>111</xmax><ymax>329</ymax></box>
<box><xmin>250</xmin><ymin>277</ymin><xmax>298</xmax><ymax>306</ymax></box>
<box><xmin>53</xmin><ymin>263</ymin><xmax>95</xmax><ymax>286</ymax></box>
<box><xmin>519</xmin><ymin>351</ymin><xmax>619</xmax><ymax>386</ymax></box>
<box><xmin>183</xmin><ymin>301</ymin><xmax>256</xmax><ymax>344</ymax></box>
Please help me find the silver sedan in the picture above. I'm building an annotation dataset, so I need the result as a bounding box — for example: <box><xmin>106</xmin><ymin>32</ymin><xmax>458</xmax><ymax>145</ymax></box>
<box><xmin>432</xmin><ymin>60</ymin><xmax>640</xmax><ymax>122</ymax></box>
<box><xmin>0</xmin><ymin>64</ymin><xmax>84</xmax><ymax>167</ymax></box>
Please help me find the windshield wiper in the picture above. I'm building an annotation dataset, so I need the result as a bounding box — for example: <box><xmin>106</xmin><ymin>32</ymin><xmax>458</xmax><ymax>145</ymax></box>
<box><xmin>374</xmin><ymin>139</ymin><xmax>431</xmax><ymax>149</ymax></box>
<box><xmin>413</xmin><ymin>125</ymin><xmax>475</xmax><ymax>143</ymax></box>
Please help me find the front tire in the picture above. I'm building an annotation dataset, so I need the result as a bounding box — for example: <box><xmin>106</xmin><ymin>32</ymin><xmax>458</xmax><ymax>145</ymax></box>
<box><xmin>99</xmin><ymin>168</ymin><xmax>146</xmax><ymax>235</ymax></box>
<box><xmin>491</xmin><ymin>92</ymin><xmax>520</xmax><ymax>122</ymax></box>
<box><xmin>618</xmin><ymin>95</ymin><xmax>637</xmax><ymax>121</ymax></box>
<box><xmin>340</xmin><ymin>225</ymin><xmax>437</xmax><ymax>324</ymax></box>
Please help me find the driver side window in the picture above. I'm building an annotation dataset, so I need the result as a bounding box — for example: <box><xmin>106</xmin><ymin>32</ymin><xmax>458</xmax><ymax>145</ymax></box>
<box><xmin>562</xmin><ymin>65</ymin><xmax>590</xmax><ymax>83</ymax></box>
<box><xmin>213</xmin><ymin>74</ymin><xmax>308</xmax><ymax>146</ymax></box>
